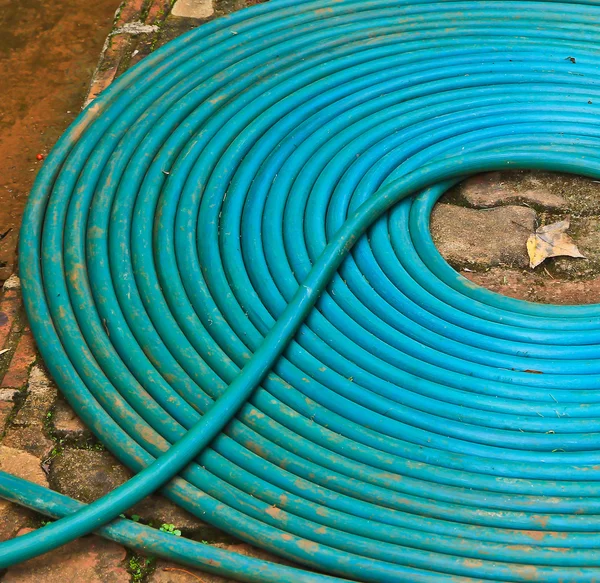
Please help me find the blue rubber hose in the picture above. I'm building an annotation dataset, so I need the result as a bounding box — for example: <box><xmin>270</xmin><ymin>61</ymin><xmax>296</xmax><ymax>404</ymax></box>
<box><xmin>3</xmin><ymin>0</ymin><xmax>600</xmax><ymax>580</ymax></box>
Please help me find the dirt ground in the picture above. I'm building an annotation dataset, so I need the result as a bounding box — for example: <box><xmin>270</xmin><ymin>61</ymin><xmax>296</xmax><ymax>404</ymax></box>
<box><xmin>0</xmin><ymin>0</ymin><xmax>117</xmax><ymax>281</ymax></box>
<box><xmin>432</xmin><ymin>169</ymin><xmax>600</xmax><ymax>304</ymax></box>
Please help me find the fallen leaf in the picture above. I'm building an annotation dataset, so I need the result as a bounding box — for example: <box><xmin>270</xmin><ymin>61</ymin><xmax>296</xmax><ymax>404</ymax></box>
<box><xmin>527</xmin><ymin>216</ymin><xmax>585</xmax><ymax>269</ymax></box>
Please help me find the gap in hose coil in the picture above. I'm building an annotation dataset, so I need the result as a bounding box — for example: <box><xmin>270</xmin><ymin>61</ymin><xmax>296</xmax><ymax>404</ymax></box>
<box><xmin>429</xmin><ymin>170</ymin><xmax>600</xmax><ymax>306</ymax></box>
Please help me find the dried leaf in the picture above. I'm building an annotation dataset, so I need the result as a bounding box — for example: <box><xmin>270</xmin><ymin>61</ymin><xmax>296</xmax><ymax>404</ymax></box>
<box><xmin>527</xmin><ymin>216</ymin><xmax>585</xmax><ymax>269</ymax></box>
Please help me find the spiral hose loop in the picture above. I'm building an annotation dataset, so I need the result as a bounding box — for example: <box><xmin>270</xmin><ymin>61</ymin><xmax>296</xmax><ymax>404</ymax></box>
<box><xmin>3</xmin><ymin>1</ymin><xmax>600</xmax><ymax>581</ymax></box>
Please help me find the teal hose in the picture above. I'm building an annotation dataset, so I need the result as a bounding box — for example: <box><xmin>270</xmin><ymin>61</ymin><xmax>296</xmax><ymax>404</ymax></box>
<box><xmin>3</xmin><ymin>0</ymin><xmax>600</xmax><ymax>580</ymax></box>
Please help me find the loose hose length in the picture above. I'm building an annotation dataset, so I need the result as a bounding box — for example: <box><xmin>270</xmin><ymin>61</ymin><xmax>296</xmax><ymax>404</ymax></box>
<box><xmin>3</xmin><ymin>0</ymin><xmax>600</xmax><ymax>581</ymax></box>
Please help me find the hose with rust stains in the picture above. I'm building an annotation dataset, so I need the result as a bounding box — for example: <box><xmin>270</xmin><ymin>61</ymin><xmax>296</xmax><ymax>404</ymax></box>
<box><xmin>2</xmin><ymin>0</ymin><xmax>600</xmax><ymax>581</ymax></box>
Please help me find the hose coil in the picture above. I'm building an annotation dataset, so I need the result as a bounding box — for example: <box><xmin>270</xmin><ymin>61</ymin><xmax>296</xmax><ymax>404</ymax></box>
<box><xmin>4</xmin><ymin>1</ymin><xmax>600</xmax><ymax>581</ymax></box>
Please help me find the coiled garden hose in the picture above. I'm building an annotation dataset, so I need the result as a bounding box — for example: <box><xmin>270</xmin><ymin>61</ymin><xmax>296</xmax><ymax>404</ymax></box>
<box><xmin>2</xmin><ymin>0</ymin><xmax>600</xmax><ymax>580</ymax></box>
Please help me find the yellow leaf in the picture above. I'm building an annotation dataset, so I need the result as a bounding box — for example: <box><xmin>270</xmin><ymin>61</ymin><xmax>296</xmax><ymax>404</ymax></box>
<box><xmin>527</xmin><ymin>216</ymin><xmax>585</xmax><ymax>269</ymax></box>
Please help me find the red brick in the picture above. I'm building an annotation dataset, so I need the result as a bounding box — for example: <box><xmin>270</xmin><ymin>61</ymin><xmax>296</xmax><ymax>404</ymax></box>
<box><xmin>2</xmin><ymin>329</ymin><xmax>37</xmax><ymax>388</ymax></box>
<box><xmin>0</xmin><ymin>290</ymin><xmax>21</xmax><ymax>349</ymax></box>
<box><xmin>3</xmin><ymin>528</ymin><xmax>129</xmax><ymax>583</ymax></box>
<box><xmin>86</xmin><ymin>67</ymin><xmax>118</xmax><ymax>106</ymax></box>
<box><xmin>115</xmin><ymin>0</ymin><xmax>146</xmax><ymax>28</ymax></box>
<box><xmin>85</xmin><ymin>34</ymin><xmax>130</xmax><ymax>106</ymax></box>
<box><xmin>147</xmin><ymin>0</ymin><xmax>172</xmax><ymax>24</ymax></box>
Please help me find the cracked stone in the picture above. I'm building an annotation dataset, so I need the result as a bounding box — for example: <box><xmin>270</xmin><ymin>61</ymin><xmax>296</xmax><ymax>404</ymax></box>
<box><xmin>458</xmin><ymin>172</ymin><xmax>569</xmax><ymax>210</ymax></box>
<box><xmin>431</xmin><ymin>204</ymin><xmax>536</xmax><ymax>269</ymax></box>
<box><xmin>452</xmin><ymin>169</ymin><xmax>600</xmax><ymax>215</ymax></box>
